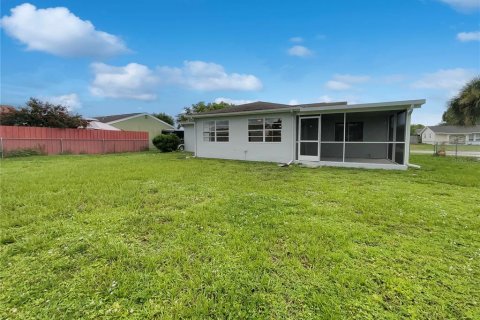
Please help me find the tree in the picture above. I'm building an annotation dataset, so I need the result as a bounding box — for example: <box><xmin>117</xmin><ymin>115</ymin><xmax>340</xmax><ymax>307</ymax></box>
<box><xmin>152</xmin><ymin>112</ymin><xmax>174</xmax><ymax>126</ymax></box>
<box><xmin>0</xmin><ymin>98</ymin><xmax>87</xmax><ymax>128</ymax></box>
<box><xmin>442</xmin><ymin>77</ymin><xmax>480</xmax><ymax>126</ymax></box>
<box><xmin>176</xmin><ymin>101</ymin><xmax>233</xmax><ymax>124</ymax></box>
<box><xmin>410</xmin><ymin>124</ymin><xmax>424</xmax><ymax>135</ymax></box>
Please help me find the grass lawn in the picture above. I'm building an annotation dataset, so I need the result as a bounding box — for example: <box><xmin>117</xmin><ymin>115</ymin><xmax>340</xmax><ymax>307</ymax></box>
<box><xmin>1</xmin><ymin>153</ymin><xmax>479</xmax><ymax>319</ymax></box>
<box><xmin>410</xmin><ymin>143</ymin><xmax>480</xmax><ymax>152</ymax></box>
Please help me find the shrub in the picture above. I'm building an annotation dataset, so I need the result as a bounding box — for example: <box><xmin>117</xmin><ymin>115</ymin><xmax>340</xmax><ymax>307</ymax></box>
<box><xmin>152</xmin><ymin>134</ymin><xmax>180</xmax><ymax>152</ymax></box>
<box><xmin>5</xmin><ymin>148</ymin><xmax>44</xmax><ymax>158</ymax></box>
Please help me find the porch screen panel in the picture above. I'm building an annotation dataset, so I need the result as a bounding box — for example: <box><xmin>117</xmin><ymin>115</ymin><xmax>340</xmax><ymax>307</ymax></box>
<box><xmin>396</xmin><ymin>111</ymin><xmax>406</xmax><ymax>142</ymax></box>
<box><xmin>395</xmin><ymin>144</ymin><xmax>405</xmax><ymax>165</ymax></box>
<box><xmin>344</xmin><ymin>111</ymin><xmax>404</xmax><ymax>164</ymax></box>
<box><xmin>300</xmin><ymin>118</ymin><xmax>318</xmax><ymax>140</ymax></box>
<box><xmin>300</xmin><ymin>142</ymin><xmax>318</xmax><ymax>156</ymax></box>
<box><xmin>320</xmin><ymin>113</ymin><xmax>343</xmax><ymax>161</ymax></box>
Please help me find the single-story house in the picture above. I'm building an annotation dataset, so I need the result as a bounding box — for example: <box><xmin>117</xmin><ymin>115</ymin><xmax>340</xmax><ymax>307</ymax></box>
<box><xmin>420</xmin><ymin>125</ymin><xmax>480</xmax><ymax>145</ymax></box>
<box><xmin>95</xmin><ymin>113</ymin><xmax>174</xmax><ymax>149</ymax></box>
<box><xmin>84</xmin><ymin>117</ymin><xmax>121</xmax><ymax>131</ymax></box>
<box><xmin>0</xmin><ymin>105</ymin><xmax>16</xmax><ymax>114</ymax></box>
<box><xmin>182</xmin><ymin>99</ymin><xmax>425</xmax><ymax>170</ymax></box>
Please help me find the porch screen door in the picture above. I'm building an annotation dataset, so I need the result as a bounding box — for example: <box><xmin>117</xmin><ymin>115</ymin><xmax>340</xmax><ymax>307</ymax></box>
<box><xmin>298</xmin><ymin>117</ymin><xmax>320</xmax><ymax>161</ymax></box>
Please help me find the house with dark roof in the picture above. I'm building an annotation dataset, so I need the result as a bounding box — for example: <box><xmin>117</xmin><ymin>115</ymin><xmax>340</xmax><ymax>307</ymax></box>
<box><xmin>182</xmin><ymin>99</ymin><xmax>425</xmax><ymax>170</ymax></box>
<box><xmin>94</xmin><ymin>113</ymin><xmax>174</xmax><ymax>149</ymax></box>
<box><xmin>420</xmin><ymin>125</ymin><xmax>480</xmax><ymax>145</ymax></box>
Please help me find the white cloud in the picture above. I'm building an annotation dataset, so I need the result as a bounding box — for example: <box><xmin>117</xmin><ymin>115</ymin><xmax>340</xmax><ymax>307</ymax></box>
<box><xmin>325</xmin><ymin>74</ymin><xmax>370</xmax><ymax>90</ymax></box>
<box><xmin>438</xmin><ymin>0</ymin><xmax>480</xmax><ymax>12</ymax></box>
<box><xmin>317</xmin><ymin>95</ymin><xmax>334</xmax><ymax>102</ymax></box>
<box><xmin>326</xmin><ymin>80</ymin><xmax>352</xmax><ymax>90</ymax></box>
<box><xmin>333</xmin><ymin>74</ymin><xmax>371</xmax><ymax>83</ymax></box>
<box><xmin>288</xmin><ymin>99</ymin><xmax>300</xmax><ymax>105</ymax></box>
<box><xmin>44</xmin><ymin>93</ymin><xmax>81</xmax><ymax>111</ymax></box>
<box><xmin>457</xmin><ymin>31</ymin><xmax>480</xmax><ymax>42</ymax></box>
<box><xmin>287</xmin><ymin>45</ymin><xmax>313</xmax><ymax>57</ymax></box>
<box><xmin>0</xmin><ymin>3</ymin><xmax>128</xmax><ymax>57</ymax></box>
<box><xmin>289</xmin><ymin>37</ymin><xmax>303</xmax><ymax>43</ymax></box>
<box><xmin>158</xmin><ymin>61</ymin><xmax>262</xmax><ymax>91</ymax></box>
<box><xmin>90</xmin><ymin>63</ymin><xmax>159</xmax><ymax>100</ymax></box>
<box><xmin>411</xmin><ymin>68</ymin><xmax>474</xmax><ymax>93</ymax></box>
<box><xmin>214</xmin><ymin>97</ymin><xmax>254</xmax><ymax>105</ymax></box>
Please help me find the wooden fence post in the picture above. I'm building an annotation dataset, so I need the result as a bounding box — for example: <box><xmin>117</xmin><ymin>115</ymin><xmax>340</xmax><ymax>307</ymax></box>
<box><xmin>60</xmin><ymin>139</ymin><xmax>63</xmax><ymax>153</ymax></box>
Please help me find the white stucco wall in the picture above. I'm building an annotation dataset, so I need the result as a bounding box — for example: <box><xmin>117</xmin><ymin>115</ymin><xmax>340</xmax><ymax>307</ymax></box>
<box><xmin>182</xmin><ymin>124</ymin><xmax>195</xmax><ymax>152</ymax></box>
<box><xmin>193</xmin><ymin>113</ymin><xmax>295</xmax><ymax>163</ymax></box>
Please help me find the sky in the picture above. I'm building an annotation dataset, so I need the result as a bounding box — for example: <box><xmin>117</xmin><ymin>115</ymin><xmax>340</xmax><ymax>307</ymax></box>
<box><xmin>1</xmin><ymin>0</ymin><xmax>479</xmax><ymax>125</ymax></box>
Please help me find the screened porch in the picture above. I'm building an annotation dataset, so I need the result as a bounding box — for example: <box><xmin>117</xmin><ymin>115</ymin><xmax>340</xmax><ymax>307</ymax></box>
<box><xmin>296</xmin><ymin>110</ymin><xmax>409</xmax><ymax>167</ymax></box>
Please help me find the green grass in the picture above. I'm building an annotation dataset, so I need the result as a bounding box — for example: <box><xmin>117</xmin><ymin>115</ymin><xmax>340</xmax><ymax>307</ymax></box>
<box><xmin>1</xmin><ymin>153</ymin><xmax>479</xmax><ymax>319</ymax></box>
<box><xmin>410</xmin><ymin>143</ymin><xmax>480</xmax><ymax>152</ymax></box>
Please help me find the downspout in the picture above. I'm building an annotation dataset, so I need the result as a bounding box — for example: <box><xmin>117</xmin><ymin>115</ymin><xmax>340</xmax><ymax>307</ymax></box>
<box><xmin>291</xmin><ymin>109</ymin><xmax>296</xmax><ymax>163</ymax></box>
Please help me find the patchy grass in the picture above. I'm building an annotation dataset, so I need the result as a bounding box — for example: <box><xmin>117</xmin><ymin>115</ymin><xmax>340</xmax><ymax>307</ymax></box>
<box><xmin>1</xmin><ymin>153</ymin><xmax>479</xmax><ymax>319</ymax></box>
<box><xmin>411</xmin><ymin>143</ymin><xmax>480</xmax><ymax>152</ymax></box>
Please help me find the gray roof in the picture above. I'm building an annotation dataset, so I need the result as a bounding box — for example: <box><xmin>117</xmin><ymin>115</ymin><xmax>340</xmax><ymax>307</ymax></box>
<box><xmin>194</xmin><ymin>101</ymin><xmax>291</xmax><ymax>115</ymax></box>
<box><xmin>192</xmin><ymin>100</ymin><xmax>347</xmax><ymax>116</ymax></box>
<box><xmin>94</xmin><ymin>113</ymin><xmax>143</xmax><ymax>123</ymax></box>
<box><xmin>427</xmin><ymin>125</ymin><xmax>480</xmax><ymax>134</ymax></box>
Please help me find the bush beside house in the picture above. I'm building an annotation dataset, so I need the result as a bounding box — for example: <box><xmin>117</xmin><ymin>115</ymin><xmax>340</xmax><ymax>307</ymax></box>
<box><xmin>152</xmin><ymin>134</ymin><xmax>180</xmax><ymax>152</ymax></box>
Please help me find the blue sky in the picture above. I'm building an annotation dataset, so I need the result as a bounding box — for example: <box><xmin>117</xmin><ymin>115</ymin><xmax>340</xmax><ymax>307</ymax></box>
<box><xmin>1</xmin><ymin>0</ymin><xmax>479</xmax><ymax>124</ymax></box>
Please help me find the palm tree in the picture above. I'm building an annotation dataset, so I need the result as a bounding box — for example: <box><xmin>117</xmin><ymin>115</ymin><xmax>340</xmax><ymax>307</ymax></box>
<box><xmin>442</xmin><ymin>77</ymin><xmax>480</xmax><ymax>126</ymax></box>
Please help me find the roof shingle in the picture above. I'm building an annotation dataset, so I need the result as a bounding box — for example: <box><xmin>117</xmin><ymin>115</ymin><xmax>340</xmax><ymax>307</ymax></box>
<box><xmin>94</xmin><ymin>113</ymin><xmax>143</xmax><ymax>123</ymax></box>
<box><xmin>427</xmin><ymin>125</ymin><xmax>480</xmax><ymax>134</ymax></box>
<box><xmin>193</xmin><ymin>101</ymin><xmax>291</xmax><ymax>115</ymax></box>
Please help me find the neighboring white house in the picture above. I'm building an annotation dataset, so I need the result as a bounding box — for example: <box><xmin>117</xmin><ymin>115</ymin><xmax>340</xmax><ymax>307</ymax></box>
<box><xmin>183</xmin><ymin>99</ymin><xmax>425</xmax><ymax>170</ymax></box>
<box><xmin>420</xmin><ymin>125</ymin><xmax>480</xmax><ymax>145</ymax></box>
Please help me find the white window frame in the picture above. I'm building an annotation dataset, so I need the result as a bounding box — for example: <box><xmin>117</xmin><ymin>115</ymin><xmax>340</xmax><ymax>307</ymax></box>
<box><xmin>203</xmin><ymin>120</ymin><xmax>229</xmax><ymax>142</ymax></box>
<box><xmin>248</xmin><ymin>118</ymin><xmax>282</xmax><ymax>143</ymax></box>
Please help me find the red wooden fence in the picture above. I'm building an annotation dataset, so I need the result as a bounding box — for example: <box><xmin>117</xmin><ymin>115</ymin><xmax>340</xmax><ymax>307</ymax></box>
<box><xmin>0</xmin><ymin>126</ymin><xmax>149</xmax><ymax>157</ymax></box>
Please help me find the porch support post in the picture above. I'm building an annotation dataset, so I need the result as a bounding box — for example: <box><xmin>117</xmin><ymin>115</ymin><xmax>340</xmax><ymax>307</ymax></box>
<box><xmin>342</xmin><ymin>112</ymin><xmax>346</xmax><ymax>162</ymax></box>
<box><xmin>404</xmin><ymin>107</ymin><xmax>413</xmax><ymax>165</ymax></box>
<box><xmin>292</xmin><ymin>112</ymin><xmax>297</xmax><ymax>161</ymax></box>
<box><xmin>392</xmin><ymin>113</ymin><xmax>397</xmax><ymax>163</ymax></box>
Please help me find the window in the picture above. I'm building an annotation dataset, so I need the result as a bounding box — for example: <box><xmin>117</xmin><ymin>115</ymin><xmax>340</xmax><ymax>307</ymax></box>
<box><xmin>335</xmin><ymin>122</ymin><xmax>363</xmax><ymax>141</ymax></box>
<box><xmin>469</xmin><ymin>134</ymin><xmax>474</xmax><ymax>141</ymax></box>
<box><xmin>248</xmin><ymin>118</ymin><xmax>282</xmax><ymax>142</ymax></box>
<box><xmin>203</xmin><ymin>120</ymin><xmax>229</xmax><ymax>142</ymax></box>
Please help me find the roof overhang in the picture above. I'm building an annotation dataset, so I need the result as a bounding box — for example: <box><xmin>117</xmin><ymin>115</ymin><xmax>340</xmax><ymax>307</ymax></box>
<box><xmin>189</xmin><ymin>99</ymin><xmax>426</xmax><ymax>119</ymax></box>
<box><xmin>189</xmin><ymin>107</ymin><xmax>297</xmax><ymax>118</ymax></box>
<box><xmin>298</xmin><ymin>99</ymin><xmax>425</xmax><ymax>114</ymax></box>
